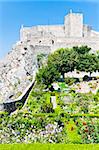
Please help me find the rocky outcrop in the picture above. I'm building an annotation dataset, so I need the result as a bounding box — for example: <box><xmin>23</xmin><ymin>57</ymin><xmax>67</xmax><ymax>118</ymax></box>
<box><xmin>0</xmin><ymin>40</ymin><xmax>50</xmax><ymax>102</ymax></box>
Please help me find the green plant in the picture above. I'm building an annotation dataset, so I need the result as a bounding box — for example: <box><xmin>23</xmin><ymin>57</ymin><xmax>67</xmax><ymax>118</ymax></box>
<box><xmin>65</xmin><ymin>78</ymin><xmax>76</xmax><ymax>86</ymax></box>
<box><xmin>65</xmin><ymin>119</ymin><xmax>82</xmax><ymax>144</ymax></box>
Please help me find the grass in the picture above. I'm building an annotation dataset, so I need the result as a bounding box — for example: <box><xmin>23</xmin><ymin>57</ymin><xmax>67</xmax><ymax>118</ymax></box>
<box><xmin>0</xmin><ymin>144</ymin><xmax>99</xmax><ymax>150</ymax></box>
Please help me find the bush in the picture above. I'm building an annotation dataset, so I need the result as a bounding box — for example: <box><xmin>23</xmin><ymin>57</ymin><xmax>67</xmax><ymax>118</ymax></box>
<box><xmin>65</xmin><ymin>78</ymin><xmax>77</xmax><ymax>85</ymax></box>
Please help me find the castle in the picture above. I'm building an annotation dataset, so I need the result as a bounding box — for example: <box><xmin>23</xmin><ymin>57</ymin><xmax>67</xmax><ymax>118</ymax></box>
<box><xmin>20</xmin><ymin>10</ymin><xmax>99</xmax><ymax>52</ymax></box>
<box><xmin>0</xmin><ymin>10</ymin><xmax>99</xmax><ymax>103</ymax></box>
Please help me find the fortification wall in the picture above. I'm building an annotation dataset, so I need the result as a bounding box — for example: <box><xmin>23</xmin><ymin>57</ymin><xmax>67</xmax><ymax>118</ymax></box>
<box><xmin>20</xmin><ymin>25</ymin><xmax>65</xmax><ymax>41</ymax></box>
<box><xmin>91</xmin><ymin>30</ymin><xmax>99</xmax><ymax>37</ymax></box>
<box><xmin>34</xmin><ymin>45</ymin><xmax>51</xmax><ymax>55</ymax></box>
<box><xmin>51</xmin><ymin>37</ymin><xmax>99</xmax><ymax>52</ymax></box>
<box><xmin>20</xmin><ymin>11</ymin><xmax>99</xmax><ymax>42</ymax></box>
<box><xmin>37</xmin><ymin>25</ymin><xmax>65</xmax><ymax>37</ymax></box>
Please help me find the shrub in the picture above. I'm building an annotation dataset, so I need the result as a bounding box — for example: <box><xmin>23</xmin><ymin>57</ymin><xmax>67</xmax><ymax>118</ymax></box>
<box><xmin>65</xmin><ymin>77</ymin><xmax>76</xmax><ymax>86</ymax></box>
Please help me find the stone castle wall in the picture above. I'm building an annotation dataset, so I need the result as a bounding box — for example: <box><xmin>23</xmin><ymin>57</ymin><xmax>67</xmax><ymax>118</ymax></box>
<box><xmin>51</xmin><ymin>37</ymin><xmax>99</xmax><ymax>52</ymax></box>
<box><xmin>20</xmin><ymin>11</ymin><xmax>99</xmax><ymax>51</ymax></box>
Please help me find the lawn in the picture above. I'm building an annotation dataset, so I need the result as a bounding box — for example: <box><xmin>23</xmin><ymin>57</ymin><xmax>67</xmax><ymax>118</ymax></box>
<box><xmin>0</xmin><ymin>144</ymin><xmax>99</xmax><ymax>150</ymax></box>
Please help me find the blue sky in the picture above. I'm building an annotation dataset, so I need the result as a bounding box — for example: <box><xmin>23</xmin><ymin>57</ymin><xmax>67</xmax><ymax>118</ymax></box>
<box><xmin>0</xmin><ymin>0</ymin><xmax>99</xmax><ymax>59</ymax></box>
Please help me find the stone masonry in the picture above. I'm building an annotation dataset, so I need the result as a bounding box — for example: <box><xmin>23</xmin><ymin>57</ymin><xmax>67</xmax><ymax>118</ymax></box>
<box><xmin>20</xmin><ymin>10</ymin><xmax>99</xmax><ymax>52</ymax></box>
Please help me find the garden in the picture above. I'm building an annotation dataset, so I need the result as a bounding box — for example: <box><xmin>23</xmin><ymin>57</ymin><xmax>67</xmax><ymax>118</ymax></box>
<box><xmin>0</xmin><ymin>84</ymin><xmax>99</xmax><ymax>144</ymax></box>
<box><xmin>0</xmin><ymin>46</ymin><xmax>99</xmax><ymax>148</ymax></box>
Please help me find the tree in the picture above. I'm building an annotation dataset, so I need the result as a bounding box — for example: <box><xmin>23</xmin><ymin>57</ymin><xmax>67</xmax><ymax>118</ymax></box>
<box><xmin>76</xmin><ymin>53</ymin><xmax>99</xmax><ymax>76</ymax></box>
<box><xmin>36</xmin><ymin>46</ymin><xmax>99</xmax><ymax>86</ymax></box>
<box><xmin>73</xmin><ymin>46</ymin><xmax>91</xmax><ymax>55</ymax></box>
<box><xmin>36</xmin><ymin>64</ymin><xmax>60</xmax><ymax>86</ymax></box>
<box><xmin>47</xmin><ymin>48</ymin><xmax>78</xmax><ymax>78</ymax></box>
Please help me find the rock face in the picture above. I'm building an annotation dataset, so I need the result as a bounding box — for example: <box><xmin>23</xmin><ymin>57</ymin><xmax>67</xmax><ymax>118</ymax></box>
<box><xmin>0</xmin><ymin>10</ymin><xmax>99</xmax><ymax>102</ymax></box>
<box><xmin>0</xmin><ymin>41</ymin><xmax>51</xmax><ymax>102</ymax></box>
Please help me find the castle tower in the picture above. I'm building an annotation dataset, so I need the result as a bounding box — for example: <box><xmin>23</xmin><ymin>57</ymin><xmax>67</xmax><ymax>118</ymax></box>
<box><xmin>64</xmin><ymin>10</ymin><xmax>83</xmax><ymax>37</ymax></box>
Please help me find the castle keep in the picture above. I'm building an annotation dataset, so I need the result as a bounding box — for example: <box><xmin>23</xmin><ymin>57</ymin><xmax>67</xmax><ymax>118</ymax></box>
<box><xmin>20</xmin><ymin>10</ymin><xmax>99</xmax><ymax>52</ymax></box>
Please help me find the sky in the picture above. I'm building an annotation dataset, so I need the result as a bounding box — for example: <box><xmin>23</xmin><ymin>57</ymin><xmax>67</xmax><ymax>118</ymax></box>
<box><xmin>0</xmin><ymin>0</ymin><xmax>99</xmax><ymax>59</ymax></box>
